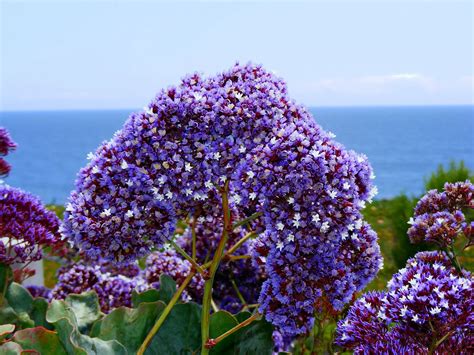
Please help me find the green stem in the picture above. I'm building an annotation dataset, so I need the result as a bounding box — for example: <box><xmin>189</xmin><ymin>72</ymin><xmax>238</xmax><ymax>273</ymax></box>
<box><xmin>169</xmin><ymin>239</ymin><xmax>207</xmax><ymax>276</ymax></box>
<box><xmin>232</xmin><ymin>212</ymin><xmax>262</xmax><ymax>229</ymax></box>
<box><xmin>201</xmin><ymin>181</ymin><xmax>231</xmax><ymax>355</ymax></box>
<box><xmin>206</xmin><ymin>313</ymin><xmax>260</xmax><ymax>349</ymax></box>
<box><xmin>444</xmin><ymin>245</ymin><xmax>462</xmax><ymax>272</ymax></box>
<box><xmin>137</xmin><ymin>270</ymin><xmax>195</xmax><ymax>355</ymax></box>
<box><xmin>226</xmin><ymin>231</ymin><xmax>257</xmax><ymax>256</ymax></box>
<box><xmin>191</xmin><ymin>217</ymin><xmax>197</xmax><ymax>260</ymax></box>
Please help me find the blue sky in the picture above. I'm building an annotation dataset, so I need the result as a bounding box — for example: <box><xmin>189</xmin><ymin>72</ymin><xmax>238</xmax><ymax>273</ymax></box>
<box><xmin>1</xmin><ymin>0</ymin><xmax>472</xmax><ymax>110</ymax></box>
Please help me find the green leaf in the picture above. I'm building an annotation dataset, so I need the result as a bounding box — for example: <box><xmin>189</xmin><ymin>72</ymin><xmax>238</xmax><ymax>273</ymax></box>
<box><xmin>30</xmin><ymin>298</ymin><xmax>54</xmax><ymax>330</ymax></box>
<box><xmin>131</xmin><ymin>289</ymin><xmax>161</xmax><ymax>308</ymax></box>
<box><xmin>209</xmin><ymin>311</ymin><xmax>274</xmax><ymax>355</ymax></box>
<box><xmin>13</xmin><ymin>326</ymin><xmax>67</xmax><ymax>354</ymax></box>
<box><xmin>4</xmin><ymin>283</ymin><xmax>34</xmax><ymax>329</ymax></box>
<box><xmin>209</xmin><ymin>311</ymin><xmax>239</xmax><ymax>354</ymax></box>
<box><xmin>65</xmin><ymin>291</ymin><xmax>102</xmax><ymax>334</ymax></box>
<box><xmin>131</xmin><ymin>274</ymin><xmax>176</xmax><ymax>307</ymax></box>
<box><xmin>0</xmin><ymin>324</ymin><xmax>15</xmax><ymax>342</ymax></box>
<box><xmin>147</xmin><ymin>302</ymin><xmax>202</xmax><ymax>355</ymax></box>
<box><xmin>0</xmin><ymin>341</ymin><xmax>23</xmax><ymax>354</ymax></box>
<box><xmin>46</xmin><ymin>299</ymin><xmax>126</xmax><ymax>355</ymax></box>
<box><xmin>90</xmin><ymin>301</ymin><xmax>166</xmax><ymax>354</ymax></box>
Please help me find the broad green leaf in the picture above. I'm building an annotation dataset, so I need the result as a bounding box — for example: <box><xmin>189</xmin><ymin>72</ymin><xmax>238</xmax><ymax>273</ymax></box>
<box><xmin>147</xmin><ymin>302</ymin><xmax>201</xmax><ymax>355</ymax></box>
<box><xmin>209</xmin><ymin>311</ymin><xmax>239</xmax><ymax>354</ymax></box>
<box><xmin>90</xmin><ymin>301</ymin><xmax>166</xmax><ymax>354</ymax></box>
<box><xmin>0</xmin><ymin>324</ymin><xmax>15</xmax><ymax>342</ymax></box>
<box><xmin>4</xmin><ymin>283</ymin><xmax>34</xmax><ymax>329</ymax></box>
<box><xmin>0</xmin><ymin>341</ymin><xmax>23</xmax><ymax>354</ymax></box>
<box><xmin>46</xmin><ymin>299</ymin><xmax>126</xmax><ymax>355</ymax></box>
<box><xmin>30</xmin><ymin>298</ymin><xmax>54</xmax><ymax>330</ymax></box>
<box><xmin>13</xmin><ymin>326</ymin><xmax>67</xmax><ymax>354</ymax></box>
<box><xmin>65</xmin><ymin>291</ymin><xmax>102</xmax><ymax>333</ymax></box>
<box><xmin>131</xmin><ymin>289</ymin><xmax>161</xmax><ymax>308</ymax></box>
<box><xmin>131</xmin><ymin>274</ymin><xmax>176</xmax><ymax>307</ymax></box>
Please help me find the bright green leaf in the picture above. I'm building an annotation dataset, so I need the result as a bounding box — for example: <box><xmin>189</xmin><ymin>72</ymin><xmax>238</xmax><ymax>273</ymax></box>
<box><xmin>46</xmin><ymin>299</ymin><xmax>126</xmax><ymax>355</ymax></box>
<box><xmin>209</xmin><ymin>311</ymin><xmax>239</xmax><ymax>354</ymax></box>
<box><xmin>147</xmin><ymin>302</ymin><xmax>201</xmax><ymax>355</ymax></box>
<box><xmin>90</xmin><ymin>301</ymin><xmax>166</xmax><ymax>354</ymax></box>
<box><xmin>0</xmin><ymin>341</ymin><xmax>23</xmax><ymax>354</ymax></box>
<box><xmin>0</xmin><ymin>324</ymin><xmax>15</xmax><ymax>342</ymax></box>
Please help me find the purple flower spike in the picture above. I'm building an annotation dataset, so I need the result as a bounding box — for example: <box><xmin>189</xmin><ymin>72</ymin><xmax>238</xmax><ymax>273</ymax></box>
<box><xmin>0</xmin><ymin>127</ymin><xmax>17</xmax><ymax>176</ymax></box>
<box><xmin>409</xmin><ymin>180</ymin><xmax>474</xmax><ymax>247</ymax></box>
<box><xmin>0</xmin><ymin>185</ymin><xmax>62</xmax><ymax>265</ymax></box>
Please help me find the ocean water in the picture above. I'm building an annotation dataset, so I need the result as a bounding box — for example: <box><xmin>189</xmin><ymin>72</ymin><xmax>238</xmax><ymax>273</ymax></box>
<box><xmin>0</xmin><ymin>105</ymin><xmax>473</xmax><ymax>204</ymax></box>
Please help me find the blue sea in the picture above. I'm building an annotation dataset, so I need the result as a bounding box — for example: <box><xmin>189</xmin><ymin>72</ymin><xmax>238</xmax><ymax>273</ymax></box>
<box><xmin>1</xmin><ymin>106</ymin><xmax>473</xmax><ymax>204</ymax></box>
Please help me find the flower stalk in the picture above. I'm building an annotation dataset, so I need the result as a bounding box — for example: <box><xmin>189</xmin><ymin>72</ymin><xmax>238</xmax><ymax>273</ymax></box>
<box><xmin>205</xmin><ymin>312</ymin><xmax>261</xmax><ymax>349</ymax></box>
<box><xmin>201</xmin><ymin>180</ymin><xmax>231</xmax><ymax>355</ymax></box>
<box><xmin>168</xmin><ymin>239</ymin><xmax>208</xmax><ymax>277</ymax></box>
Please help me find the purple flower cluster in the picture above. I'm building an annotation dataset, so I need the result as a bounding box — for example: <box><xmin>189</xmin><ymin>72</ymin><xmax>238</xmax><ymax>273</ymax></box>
<box><xmin>145</xmin><ymin>248</ymin><xmax>204</xmax><ymax>300</ymax></box>
<box><xmin>0</xmin><ymin>127</ymin><xmax>16</xmax><ymax>176</ymax></box>
<box><xmin>26</xmin><ymin>285</ymin><xmax>53</xmax><ymax>300</ymax></box>
<box><xmin>408</xmin><ymin>181</ymin><xmax>474</xmax><ymax>247</ymax></box>
<box><xmin>62</xmin><ymin>63</ymin><xmax>381</xmax><ymax>335</ymax></box>
<box><xmin>336</xmin><ymin>251</ymin><xmax>473</xmax><ymax>354</ymax></box>
<box><xmin>0</xmin><ymin>185</ymin><xmax>62</xmax><ymax>265</ymax></box>
<box><xmin>52</xmin><ymin>262</ymin><xmax>146</xmax><ymax>313</ymax></box>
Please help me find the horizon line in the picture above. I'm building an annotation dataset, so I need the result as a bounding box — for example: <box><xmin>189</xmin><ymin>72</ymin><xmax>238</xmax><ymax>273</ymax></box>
<box><xmin>1</xmin><ymin>103</ymin><xmax>473</xmax><ymax>113</ymax></box>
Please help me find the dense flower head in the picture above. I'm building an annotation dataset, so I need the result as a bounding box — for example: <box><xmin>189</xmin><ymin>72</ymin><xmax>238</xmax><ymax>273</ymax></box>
<box><xmin>52</xmin><ymin>262</ymin><xmax>146</xmax><ymax>313</ymax></box>
<box><xmin>62</xmin><ymin>63</ymin><xmax>380</xmax><ymax>335</ymax></box>
<box><xmin>26</xmin><ymin>285</ymin><xmax>52</xmax><ymax>300</ymax></box>
<box><xmin>0</xmin><ymin>185</ymin><xmax>62</xmax><ymax>265</ymax></box>
<box><xmin>0</xmin><ymin>127</ymin><xmax>16</xmax><ymax>176</ymax></box>
<box><xmin>409</xmin><ymin>181</ymin><xmax>474</xmax><ymax>247</ymax></box>
<box><xmin>145</xmin><ymin>247</ymin><xmax>204</xmax><ymax>300</ymax></box>
<box><xmin>336</xmin><ymin>251</ymin><xmax>473</xmax><ymax>354</ymax></box>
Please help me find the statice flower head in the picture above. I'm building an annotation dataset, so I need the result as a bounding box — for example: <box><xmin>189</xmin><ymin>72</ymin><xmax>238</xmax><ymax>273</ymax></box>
<box><xmin>0</xmin><ymin>127</ymin><xmax>16</xmax><ymax>176</ymax></box>
<box><xmin>145</xmin><ymin>247</ymin><xmax>204</xmax><ymax>300</ymax></box>
<box><xmin>336</xmin><ymin>251</ymin><xmax>473</xmax><ymax>353</ymax></box>
<box><xmin>52</xmin><ymin>262</ymin><xmax>145</xmax><ymax>313</ymax></box>
<box><xmin>408</xmin><ymin>181</ymin><xmax>474</xmax><ymax>247</ymax></box>
<box><xmin>62</xmin><ymin>63</ymin><xmax>380</xmax><ymax>335</ymax></box>
<box><xmin>26</xmin><ymin>285</ymin><xmax>52</xmax><ymax>300</ymax></box>
<box><xmin>0</xmin><ymin>185</ymin><xmax>62</xmax><ymax>265</ymax></box>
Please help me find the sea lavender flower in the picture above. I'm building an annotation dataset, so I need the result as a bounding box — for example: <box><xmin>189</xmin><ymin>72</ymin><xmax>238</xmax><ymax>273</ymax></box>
<box><xmin>52</xmin><ymin>262</ymin><xmax>146</xmax><ymax>313</ymax></box>
<box><xmin>408</xmin><ymin>181</ymin><xmax>474</xmax><ymax>247</ymax></box>
<box><xmin>26</xmin><ymin>285</ymin><xmax>53</xmax><ymax>300</ymax></box>
<box><xmin>62</xmin><ymin>63</ymin><xmax>380</xmax><ymax>335</ymax></box>
<box><xmin>0</xmin><ymin>128</ymin><xmax>16</xmax><ymax>176</ymax></box>
<box><xmin>145</xmin><ymin>248</ymin><xmax>204</xmax><ymax>300</ymax></box>
<box><xmin>336</xmin><ymin>251</ymin><xmax>473</xmax><ymax>353</ymax></box>
<box><xmin>0</xmin><ymin>185</ymin><xmax>62</xmax><ymax>265</ymax></box>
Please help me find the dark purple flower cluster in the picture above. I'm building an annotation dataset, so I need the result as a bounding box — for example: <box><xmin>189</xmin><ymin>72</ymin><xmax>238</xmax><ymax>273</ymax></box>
<box><xmin>26</xmin><ymin>285</ymin><xmax>53</xmax><ymax>300</ymax></box>
<box><xmin>0</xmin><ymin>127</ymin><xmax>16</xmax><ymax>176</ymax></box>
<box><xmin>408</xmin><ymin>181</ymin><xmax>474</xmax><ymax>247</ymax></box>
<box><xmin>145</xmin><ymin>248</ymin><xmax>204</xmax><ymax>300</ymax></box>
<box><xmin>62</xmin><ymin>63</ymin><xmax>380</xmax><ymax>335</ymax></box>
<box><xmin>336</xmin><ymin>251</ymin><xmax>473</xmax><ymax>354</ymax></box>
<box><xmin>0</xmin><ymin>185</ymin><xmax>62</xmax><ymax>265</ymax></box>
<box><xmin>52</xmin><ymin>262</ymin><xmax>146</xmax><ymax>313</ymax></box>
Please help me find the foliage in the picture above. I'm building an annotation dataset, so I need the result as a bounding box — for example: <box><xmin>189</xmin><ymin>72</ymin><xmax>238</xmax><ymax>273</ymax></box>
<box><xmin>425</xmin><ymin>160</ymin><xmax>473</xmax><ymax>192</ymax></box>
